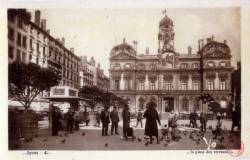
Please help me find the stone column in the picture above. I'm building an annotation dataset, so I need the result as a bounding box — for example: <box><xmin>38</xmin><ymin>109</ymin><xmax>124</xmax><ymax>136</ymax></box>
<box><xmin>120</xmin><ymin>73</ymin><xmax>124</xmax><ymax>90</ymax></box>
<box><xmin>145</xmin><ymin>75</ymin><xmax>149</xmax><ymax>90</ymax></box>
<box><xmin>215</xmin><ymin>72</ymin><xmax>219</xmax><ymax>90</ymax></box>
<box><xmin>188</xmin><ymin>75</ymin><xmax>192</xmax><ymax>90</ymax></box>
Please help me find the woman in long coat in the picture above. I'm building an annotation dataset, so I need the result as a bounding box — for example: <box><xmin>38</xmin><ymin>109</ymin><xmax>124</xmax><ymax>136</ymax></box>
<box><xmin>143</xmin><ymin>102</ymin><xmax>161</xmax><ymax>144</ymax></box>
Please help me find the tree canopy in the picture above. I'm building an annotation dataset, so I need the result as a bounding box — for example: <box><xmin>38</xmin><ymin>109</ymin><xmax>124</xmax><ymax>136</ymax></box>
<box><xmin>9</xmin><ymin>62</ymin><xmax>61</xmax><ymax>110</ymax></box>
<box><xmin>79</xmin><ymin>86</ymin><xmax>127</xmax><ymax>109</ymax></box>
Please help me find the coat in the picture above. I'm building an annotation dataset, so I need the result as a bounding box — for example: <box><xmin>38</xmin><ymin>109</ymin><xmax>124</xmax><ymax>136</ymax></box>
<box><xmin>110</xmin><ymin>110</ymin><xmax>119</xmax><ymax>123</ymax></box>
<box><xmin>143</xmin><ymin>108</ymin><xmax>161</xmax><ymax>136</ymax></box>
<box><xmin>100</xmin><ymin>110</ymin><xmax>110</xmax><ymax>124</ymax></box>
<box><xmin>122</xmin><ymin>109</ymin><xmax>130</xmax><ymax>128</ymax></box>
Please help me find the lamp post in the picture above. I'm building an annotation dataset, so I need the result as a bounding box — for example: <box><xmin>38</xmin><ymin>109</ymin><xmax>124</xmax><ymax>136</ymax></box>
<box><xmin>199</xmin><ymin>39</ymin><xmax>204</xmax><ymax>112</ymax></box>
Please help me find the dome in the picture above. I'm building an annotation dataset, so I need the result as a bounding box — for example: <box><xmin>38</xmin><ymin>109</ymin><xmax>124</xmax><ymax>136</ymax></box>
<box><xmin>110</xmin><ymin>40</ymin><xmax>136</xmax><ymax>57</ymax></box>
<box><xmin>159</xmin><ymin>15</ymin><xmax>173</xmax><ymax>28</ymax></box>
<box><xmin>201</xmin><ymin>40</ymin><xmax>231</xmax><ymax>58</ymax></box>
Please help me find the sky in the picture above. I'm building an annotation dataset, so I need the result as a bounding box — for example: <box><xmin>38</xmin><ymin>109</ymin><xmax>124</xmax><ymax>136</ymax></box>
<box><xmin>30</xmin><ymin>8</ymin><xmax>240</xmax><ymax>75</ymax></box>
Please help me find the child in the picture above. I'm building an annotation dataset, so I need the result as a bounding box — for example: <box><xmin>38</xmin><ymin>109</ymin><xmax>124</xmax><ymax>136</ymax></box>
<box><xmin>212</xmin><ymin>115</ymin><xmax>223</xmax><ymax>139</ymax></box>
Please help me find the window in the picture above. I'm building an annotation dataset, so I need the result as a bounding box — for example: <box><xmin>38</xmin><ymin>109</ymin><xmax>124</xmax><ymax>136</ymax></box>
<box><xmin>182</xmin><ymin>97</ymin><xmax>188</xmax><ymax>111</ymax></box>
<box><xmin>17</xmin><ymin>19</ymin><xmax>22</xmax><ymax>28</ymax></box>
<box><xmin>139</xmin><ymin>98</ymin><xmax>145</xmax><ymax>110</ymax></box>
<box><xmin>29</xmin><ymin>54</ymin><xmax>32</xmax><ymax>60</ymax></box>
<box><xmin>22</xmin><ymin>52</ymin><xmax>26</xmax><ymax>62</ymax></box>
<box><xmin>115</xmin><ymin>80</ymin><xmax>120</xmax><ymax>90</ymax></box>
<box><xmin>22</xmin><ymin>36</ymin><xmax>27</xmax><ymax>48</ymax></box>
<box><xmin>219</xmin><ymin>62</ymin><xmax>226</xmax><ymax>67</ymax></box>
<box><xmin>30</xmin><ymin>39</ymin><xmax>33</xmax><ymax>50</ymax></box>
<box><xmin>138</xmin><ymin>81</ymin><xmax>145</xmax><ymax>90</ymax></box>
<box><xmin>207</xmin><ymin>79</ymin><xmax>215</xmax><ymax>90</ymax></box>
<box><xmin>8</xmin><ymin>46</ymin><xmax>14</xmax><ymax>59</ymax></box>
<box><xmin>194</xmin><ymin>98</ymin><xmax>200</xmax><ymax>111</ymax></box>
<box><xmin>149</xmin><ymin>82</ymin><xmax>156</xmax><ymax>90</ymax></box>
<box><xmin>8</xmin><ymin>27</ymin><xmax>14</xmax><ymax>41</ymax></box>
<box><xmin>207</xmin><ymin>62</ymin><xmax>215</xmax><ymax>68</ymax></box>
<box><xmin>180</xmin><ymin>80</ymin><xmax>188</xmax><ymax>90</ymax></box>
<box><xmin>124</xmin><ymin>79</ymin><xmax>131</xmax><ymax>90</ymax></box>
<box><xmin>124</xmin><ymin>63</ymin><xmax>131</xmax><ymax>69</ymax></box>
<box><xmin>43</xmin><ymin>46</ymin><xmax>46</xmax><ymax>57</ymax></box>
<box><xmin>192</xmin><ymin>63</ymin><xmax>199</xmax><ymax>69</ymax></box>
<box><xmin>192</xmin><ymin>80</ymin><xmax>199</xmax><ymax>90</ymax></box>
<box><xmin>16</xmin><ymin>49</ymin><xmax>21</xmax><ymax>62</ymax></box>
<box><xmin>17</xmin><ymin>33</ymin><xmax>21</xmax><ymax>46</ymax></box>
<box><xmin>163</xmin><ymin>80</ymin><xmax>173</xmax><ymax>90</ymax></box>
<box><xmin>37</xmin><ymin>43</ymin><xmax>39</xmax><ymax>52</ymax></box>
<box><xmin>180</xmin><ymin>63</ymin><xmax>188</xmax><ymax>69</ymax></box>
<box><xmin>219</xmin><ymin>79</ymin><xmax>226</xmax><ymax>90</ymax></box>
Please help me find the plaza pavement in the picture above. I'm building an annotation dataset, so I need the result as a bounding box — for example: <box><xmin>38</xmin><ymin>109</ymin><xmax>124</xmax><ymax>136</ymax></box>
<box><xmin>18</xmin><ymin>118</ymin><xmax>240</xmax><ymax>150</ymax></box>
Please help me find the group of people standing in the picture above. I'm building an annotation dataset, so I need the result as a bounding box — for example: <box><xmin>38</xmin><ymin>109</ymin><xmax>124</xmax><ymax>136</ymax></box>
<box><xmin>52</xmin><ymin>107</ymin><xmax>81</xmax><ymax>136</ymax></box>
<box><xmin>189</xmin><ymin>110</ymin><xmax>208</xmax><ymax>133</ymax></box>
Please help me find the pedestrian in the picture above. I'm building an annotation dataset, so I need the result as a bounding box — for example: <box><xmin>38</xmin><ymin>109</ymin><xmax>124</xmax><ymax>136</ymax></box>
<box><xmin>95</xmin><ymin>110</ymin><xmax>101</xmax><ymax>128</ymax></box>
<box><xmin>110</xmin><ymin>106</ymin><xmax>120</xmax><ymax>135</ymax></box>
<box><xmin>122</xmin><ymin>104</ymin><xmax>130</xmax><ymax>139</ymax></box>
<box><xmin>83</xmin><ymin>107</ymin><xmax>90</xmax><ymax>126</ymax></box>
<box><xmin>65</xmin><ymin>108</ymin><xmax>74</xmax><ymax>134</ymax></box>
<box><xmin>189</xmin><ymin>110</ymin><xmax>198</xmax><ymax>128</ymax></box>
<box><xmin>231</xmin><ymin>106</ymin><xmax>240</xmax><ymax>133</ymax></box>
<box><xmin>135</xmin><ymin>109</ymin><xmax>143</xmax><ymax>128</ymax></box>
<box><xmin>143</xmin><ymin>102</ymin><xmax>161</xmax><ymax>144</ymax></box>
<box><xmin>52</xmin><ymin>107</ymin><xmax>62</xmax><ymax>136</ymax></box>
<box><xmin>169</xmin><ymin>113</ymin><xmax>181</xmax><ymax>141</ymax></box>
<box><xmin>100</xmin><ymin>107</ymin><xmax>110</xmax><ymax>136</ymax></box>
<box><xmin>212</xmin><ymin>114</ymin><xmax>223</xmax><ymax>139</ymax></box>
<box><xmin>200</xmin><ymin>112</ymin><xmax>208</xmax><ymax>133</ymax></box>
<box><xmin>73</xmin><ymin>110</ymin><xmax>80</xmax><ymax>131</ymax></box>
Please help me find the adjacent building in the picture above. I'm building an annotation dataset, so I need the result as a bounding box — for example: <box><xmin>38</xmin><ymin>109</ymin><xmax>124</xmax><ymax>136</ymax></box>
<box><xmin>109</xmin><ymin>14</ymin><xmax>234</xmax><ymax>113</ymax></box>
<box><xmin>79</xmin><ymin>56</ymin><xmax>110</xmax><ymax>91</ymax></box>
<box><xmin>8</xmin><ymin>9</ymin><xmax>81</xmax><ymax>111</ymax></box>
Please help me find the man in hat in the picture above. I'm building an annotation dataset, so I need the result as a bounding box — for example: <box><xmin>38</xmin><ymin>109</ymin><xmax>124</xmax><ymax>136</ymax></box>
<box><xmin>110</xmin><ymin>106</ymin><xmax>120</xmax><ymax>135</ymax></box>
<box><xmin>122</xmin><ymin>104</ymin><xmax>130</xmax><ymax>139</ymax></box>
<box><xmin>100</xmin><ymin>107</ymin><xmax>110</xmax><ymax>136</ymax></box>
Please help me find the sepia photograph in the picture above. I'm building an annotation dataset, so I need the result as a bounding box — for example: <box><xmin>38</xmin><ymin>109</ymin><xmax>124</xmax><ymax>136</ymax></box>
<box><xmin>7</xmin><ymin>7</ymin><xmax>241</xmax><ymax>151</ymax></box>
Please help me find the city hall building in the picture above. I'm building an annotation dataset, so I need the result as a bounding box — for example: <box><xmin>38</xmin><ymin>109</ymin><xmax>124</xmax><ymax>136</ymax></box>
<box><xmin>109</xmin><ymin>15</ymin><xmax>234</xmax><ymax>113</ymax></box>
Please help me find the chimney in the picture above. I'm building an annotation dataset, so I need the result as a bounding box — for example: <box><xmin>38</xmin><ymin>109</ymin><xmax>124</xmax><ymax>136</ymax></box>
<box><xmin>61</xmin><ymin>37</ymin><xmax>65</xmax><ymax>45</ymax></box>
<box><xmin>188</xmin><ymin>46</ymin><xmax>192</xmax><ymax>54</ymax></box>
<box><xmin>224</xmin><ymin>40</ymin><xmax>227</xmax><ymax>44</ymax></box>
<box><xmin>90</xmin><ymin>57</ymin><xmax>95</xmax><ymax>66</ymax></box>
<box><xmin>145</xmin><ymin>47</ymin><xmax>149</xmax><ymax>55</ymax></box>
<box><xmin>46</xmin><ymin>29</ymin><xmax>50</xmax><ymax>35</ymax></box>
<box><xmin>207</xmin><ymin>38</ymin><xmax>212</xmax><ymax>43</ymax></box>
<box><xmin>41</xmin><ymin>19</ymin><xmax>46</xmax><ymax>30</ymax></box>
<box><xmin>70</xmin><ymin>48</ymin><xmax>74</xmax><ymax>53</ymax></box>
<box><xmin>35</xmin><ymin>10</ymin><xmax>41</xmax><ymax>26</ymax></box>
<box><xmin>133</xmin><ymin>40</ymin><xmax>138</xmax><ymax>53</ymax></box>
<box><xmin>198</xmin><ymin>40</ymin><xmax>201</xmax><ymax>51</ymax></box>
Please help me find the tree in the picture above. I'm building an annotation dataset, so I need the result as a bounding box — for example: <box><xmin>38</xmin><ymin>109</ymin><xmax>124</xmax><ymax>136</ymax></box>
<box><xmin>9</xmin><ymin>62</ymin><xmax>61</xmax><ymax>111</ymax></box>
<box><xmin>79</xmin><ymin>86</ymin><xmax>127</xmax><ymax>109</ymax></box>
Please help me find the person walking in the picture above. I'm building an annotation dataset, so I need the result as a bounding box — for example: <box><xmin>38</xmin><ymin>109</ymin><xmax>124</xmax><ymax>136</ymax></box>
<box><xmin>200</xmin><ymin>112</ymin><xmax>208</xmax><ymax>133</ymax></box>
<box><xmin>65</xmin><ymin>108</ymin><xmax>74</xmax><ymax>134</ymax></box>
<box><xmin>83</xmin><ymin>108</ymin><xmax>90</xmax><ymax>126</ymax></box>
<box><xmin>52</xmin><ymin>107</ymin><xmax>62</xmax><ymax>136</ymax></box>
<box><xmin>73</xmin><ymin>110</ymin><xmax>80</xmax><ymax>131</ymax></box>
<box><xmin>122</xmin><ymin>104</ymin><xmax>130</xmax><ymax>139</ymax></box>
<box><xmin>143</xmin><ymin>102</ymin><xmax>161</xmax><ymax>144</ymax></box>
<box><xmin>110</xmin><ymin>106</ymin><xmax>120</xmax><ymax>135</ymax></box>
<box><xmin>100</xmin><ymin>107</ymin><xmax>110</xmax><ymax>136</ymax></box>
<box><xmin>189</xmin><ymin>110</ymin><xmax>198</xmax><ymax>128</ymax></box>
<box><xmin>135</xmin><ymin>109</ymin><xmax>143</xmax><ymax>128</ymax></box>
<box><xmin>231</xmin><ymin>106</ymin><xmax>240</xmax><ymax>133</ymax></box>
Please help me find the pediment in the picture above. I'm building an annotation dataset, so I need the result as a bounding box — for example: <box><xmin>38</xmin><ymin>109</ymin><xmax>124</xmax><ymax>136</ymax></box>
<box><xmin>110</xmin><ymin>51</ymin><xmax>136</xmax><ymax>60</ymax></box>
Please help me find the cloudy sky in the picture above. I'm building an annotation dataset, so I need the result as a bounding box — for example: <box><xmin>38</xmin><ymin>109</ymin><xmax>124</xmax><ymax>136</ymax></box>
<box><xmin>30</xmin><ymin>8</ymin><xmax>240</xmax><ymax>75</ymax></box>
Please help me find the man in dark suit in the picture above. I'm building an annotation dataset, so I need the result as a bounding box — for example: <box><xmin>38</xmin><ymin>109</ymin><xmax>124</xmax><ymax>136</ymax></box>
<box><xmin>65</xmin><ymin>108</ymin><xmax>74</xmax><ymax>134</ymax></box>
<box><xmin>200</xmin><ymin>112</ymin><xmax>208</xmax><ymax>133</ymax></box>
<box><xmin>110</xmin><ymin>106</ymin><xmax>120</xmax><ymax>135</ymax></box>
<box><xmin>122</xmin><ymin>104</ymin><xmax>130</xmax><ymax>139</ymax></box>
<box><xmin>100</xmin><ymin>107</ymin><xmax>110</xmax><ymax>136</ymax></box>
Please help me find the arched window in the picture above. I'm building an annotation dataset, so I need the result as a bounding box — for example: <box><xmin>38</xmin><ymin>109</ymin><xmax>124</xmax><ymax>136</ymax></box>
<box><xmin>124</xmin><ymin>63</ymin><xmax>132</xmax><ymax>69</ymax></box>
<box><xmin>113</xmin><ymin>63</ymin><xmax>121</xmax><ymax>70</ymax></box>
<box><xmin>207</xmin><ymin>61</ymin><xmax>215</xmax><ymax>68</ymax></box>
<box><xmin>182</xmin><ymin>97</ymin><xmax>188</xmax><ymax>111</ymax></box>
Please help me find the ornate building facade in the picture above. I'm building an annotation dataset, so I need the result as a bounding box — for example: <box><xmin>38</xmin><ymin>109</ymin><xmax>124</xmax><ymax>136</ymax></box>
<box><xmin>109</xmin><ymin>14</ymin><xmax>233</xmax><ymax>113</ymax></box>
